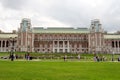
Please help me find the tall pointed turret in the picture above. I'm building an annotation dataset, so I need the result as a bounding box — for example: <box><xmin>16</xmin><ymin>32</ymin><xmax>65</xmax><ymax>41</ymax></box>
<box><xmin>90</xmin><ymin>19</ymin><xmax>103</xmax><ymax>33</ymax></box>
<box><xmin>89</xmin><ymin>19</ymin><xmax>104</xmax><ymax>53</ymax></box>
<box><xmin>17</xmin><ymin>18</ymin><xmax>34</xmax><ymax>52</ymax></box>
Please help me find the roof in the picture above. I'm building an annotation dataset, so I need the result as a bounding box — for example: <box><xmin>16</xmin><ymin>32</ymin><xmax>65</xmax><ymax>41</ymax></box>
<box><xmin>32</xmin><ymin>27</ymin><xmax>89</xmax><ymax>34</ymax></box>
<box><xmin>0</xmin><ymin>33</ymin><xmax>18</xmax><ymax>39</ymax></box>
<box><xmin>104</xmin><ymin>34</ymin><xmax>120</xmax><ymax>39</ymax></box>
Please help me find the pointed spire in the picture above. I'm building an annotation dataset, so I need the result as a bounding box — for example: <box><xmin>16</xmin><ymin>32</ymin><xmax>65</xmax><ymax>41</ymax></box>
<box><xmin>90</xmin><ymin>19</ymin><xmax>103</xmax><ymax>33</ymax></box>
<box><xmin>20</xmin><ymin>18</ymin><xmax>31</xmax><ymax>32</ymax></box>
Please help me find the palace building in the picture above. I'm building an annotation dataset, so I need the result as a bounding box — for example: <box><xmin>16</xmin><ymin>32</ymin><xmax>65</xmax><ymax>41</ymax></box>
<box><xmin>0</xmin><ymin>18</ymin><xmax>120</xmax><ymax>54</ymax></box>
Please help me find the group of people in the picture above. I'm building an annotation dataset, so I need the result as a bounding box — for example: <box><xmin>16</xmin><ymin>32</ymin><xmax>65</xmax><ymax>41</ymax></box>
<box><xmin>118</xmin><ymin>56</ymin><xmax>120</xmax><ymax>61</ymax></box>
<box><xmin>25</xmin><ymin>53</ymin><xmax>33</xmax><ymax>60</ymax></box>
<box><xmin>25</xmin><ymin>53</ymin><xmax>31</xmax><ymax>60</ymax></box>
<box><xmin>93</xmin><ymin>56</ymin><xmax>100</xmax><ymax>62</ymax></box>
<box><xmin>9</xmin><ymin>52</ymin><xmax>120</xmax><ymax>62</ymax></box>
<box><xmin>9</xmin><ymin>53</ymin><xmax>18</xmax><ymax>61</ymax></box>
<box><xmin>9</xmin><ymin>52</ymin><xmax>31</xmax><ymax>61</ymax></box>
<box><xmin>94</xmin><ymin>55</ymin><xmax>120</xmax><ymax>62</ymax></box>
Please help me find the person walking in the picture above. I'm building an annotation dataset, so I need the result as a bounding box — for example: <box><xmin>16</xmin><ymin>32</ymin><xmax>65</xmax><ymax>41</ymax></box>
<box><xmin>10</xmin><ymin>53</ymin><xmax>14</xmax><ymax>61</ymax></box>
<box><xmin>78</xmin><ymin>54</ymin><xmax>80</xmax><ymax>60</ymax></box>
<box><xmin>64</xmin><ymin>55</ymin><xmax>67</xmax><ymax>61</ymax></box>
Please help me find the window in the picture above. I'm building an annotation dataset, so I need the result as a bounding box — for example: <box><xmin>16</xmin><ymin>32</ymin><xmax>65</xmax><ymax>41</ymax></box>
<box><xmin>92</xmin><ymin>27</ymin><xmax>94</xmax><ymax>29</ymax></box>
<box><xmin>119</xmin><ymin>41</ymin><xmax>120</xmax><ymax>48</ymax></box>
<box><xmin>112</xmin><ymin>41</ymin><xmax>114</xmax><ymax>48</ymax></box>
<box><xmin>116</xmin><ymin>41</ymin><xmax>118</xmax><ymax>47</ymax></box>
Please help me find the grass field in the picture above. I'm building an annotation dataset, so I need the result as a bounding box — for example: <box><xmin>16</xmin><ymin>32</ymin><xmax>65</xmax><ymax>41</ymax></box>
<box><xmin>0</xmin><ymin>61</ymin><xmax>120</xmax><ymax>80</ymax></box>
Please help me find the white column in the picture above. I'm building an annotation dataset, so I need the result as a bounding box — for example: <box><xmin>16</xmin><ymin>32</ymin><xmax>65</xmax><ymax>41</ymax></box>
<box><xmin>113</xmin><ymin>40</ymin><xmax>115</xmax><ymax>48</ymax></box>
<box><xmin>4</xmin><ymin>40</ymin><xmax>6</xmax><ymax>52</ymax></box>
<box><xmin>118</xmin><ymin>41</ymin><xmax>119</xmax><ymax>53</ymax></box>
<box><xmin>67</xmin><ymin>41</ymin><xmax>70</xmax><ymax>53</ymax></box>
<box><xmin>57</xmin><ymin>41</ymin><xmax>59</xmax><ymax>53</ymax></box>
<box><xmin>10</xmin><ymin>41</ymin><xmax>12</xmax><ymax>49</ymax></box>
<box><xmin>100</xmin><ymin>34</ymin><xmax>101</xmax><ymax>52</ymax></box>
<box><xmin>63</xmin><ymin>41</ymin><xmax>65</xmax><ymax>53</ymax></box>
<box><xmin>114</xmin><ymin>40</ymin><xmax>116</xmax><ymax>52</ymax></box>
<box><xmin>32</xmin><ymin>33</ymin><xmax>34</xmax><ymax>52</ymax></box>
<box><xmin>53</xmin><ymin>41</ymin><xmax>55</xmax><ymax>53</ymax></box>
<box><xmin>100</xmin><ymin>34</ymin><xmax>101</xmax><ymax>47</ymax></box>
<box><xmin>1</xmin><ymin>40</ymin><xmax>3</xmax><ymax>52</ymax></box>
<box><xmin>95</xmin><ymin>33</ymin><xmax>97</xmax><ymax>47</ymax></box>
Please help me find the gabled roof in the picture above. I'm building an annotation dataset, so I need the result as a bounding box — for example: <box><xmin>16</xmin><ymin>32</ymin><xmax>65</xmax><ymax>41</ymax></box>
<box><xmin>32</xmin><ymin>27</ymin><xmax>89</xmax><ymax>34</ymax></box>
<box><xmin>104</xmin><ymin>34</ymin><xmax>120</xmax><ymax>39</ymax></box>
<box><xmin>0</xmin><ymin>33</ymin><xmax>18</xmax><ymax>39</ymax></box>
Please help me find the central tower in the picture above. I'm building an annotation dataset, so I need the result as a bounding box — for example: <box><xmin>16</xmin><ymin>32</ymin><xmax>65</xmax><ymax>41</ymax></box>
<box><xmin>18</xmin><ymin>18</ymin><xmax>34</xmax><ymax>52</ymax></box>
<box><xmin>89</xmin><ymin>19</ymin><xmax>104</xmax><ymax>53</ymax></box>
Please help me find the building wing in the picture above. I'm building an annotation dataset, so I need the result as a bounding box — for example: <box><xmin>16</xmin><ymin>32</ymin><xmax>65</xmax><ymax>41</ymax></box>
<box><xmin>0</xmin><ymin>33</ymin><xmax>17</xmax><ymax>39</ymax></box>
<box><xmin>104</xmin><ymin>34</ymin><xmax>120</xmax><ymax>39</ymax></box>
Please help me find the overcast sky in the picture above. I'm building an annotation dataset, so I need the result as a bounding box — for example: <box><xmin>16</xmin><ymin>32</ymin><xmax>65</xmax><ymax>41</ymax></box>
<box><xmin>0</xmin><ymin>0</ymin><xmax>120</xmax><ymax>32</ymax></box>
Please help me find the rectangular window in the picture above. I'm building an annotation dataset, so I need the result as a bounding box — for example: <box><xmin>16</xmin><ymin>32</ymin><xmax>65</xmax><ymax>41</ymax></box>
<box><xmin>112</xmin><ymin>41</ymin><xmax>114</xmax><ymax>48</ymax></box>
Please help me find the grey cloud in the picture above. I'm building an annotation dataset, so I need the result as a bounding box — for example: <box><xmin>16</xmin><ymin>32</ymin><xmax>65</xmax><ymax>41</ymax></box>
<box><xmin>0</xmin><ymin>0</ymin><xmax>28</xmax><ymax>10</ymax></box>
<box><xmin>43</xmin><ymin>0</ymin><xmax>91</xmax><ymax>27</ymax></box>
<box><xmin>0</xmin><ymin>0</ymin><xmax>120</xmax><ymax>32</ymax></box>
<box><xmin>42</xmin><ymin>0</ymin><xmax>120</xmax><ymax>32</ymax></box>
<box><xmin>102</xmin><ymin>0</ymin><xmax>120</xmax><ymax>32</ymax></box>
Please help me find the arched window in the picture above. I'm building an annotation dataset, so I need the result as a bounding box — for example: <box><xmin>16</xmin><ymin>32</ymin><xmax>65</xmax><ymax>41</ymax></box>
<box><xmin>6</xmin><ymin>41</ymin><xmax>9</xmax><ymax>47</ymax></box>
<box><xmin>0</xmin><ymin>41</ymin><xmax>1</xmax><ymax>47</ymax></box>
<box><xmin>112</xmin><ymin>41</ymin><xmax>114</xmax><ymax>48</ymax></box>
<box><xmin>119</xmin><ymin>41</ymin><xmax>120</xmax><ymax>48</ymax></box>
<box><xmin>116</xmin><ymin>41</ymin><xmax>118</xmax><ymax>47</ymax></box>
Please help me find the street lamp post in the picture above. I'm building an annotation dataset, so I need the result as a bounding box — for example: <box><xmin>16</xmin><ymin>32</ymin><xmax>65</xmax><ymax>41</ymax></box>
<box><xmin>112</xmin><ymin>51</ymin><xmax>114</xmax><ymax>61</ymax></box>
<box><xmin>9</xmin><ymin>37</ymin><xmax>16</xmax><ymax>61</ymax></box>
<box><xmin>92</xmin><ymin>47</ymin><xmax>96</xmax><ymax>58</ymax></box>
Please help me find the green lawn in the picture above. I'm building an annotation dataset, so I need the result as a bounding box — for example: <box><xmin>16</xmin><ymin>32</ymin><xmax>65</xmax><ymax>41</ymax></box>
<box><xmin>0</xmin><ymin>61</ymin><xmax>120</xmax><ymax>80</ymax></box>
